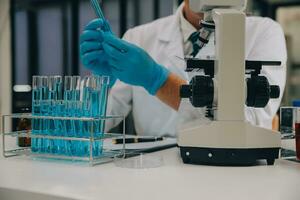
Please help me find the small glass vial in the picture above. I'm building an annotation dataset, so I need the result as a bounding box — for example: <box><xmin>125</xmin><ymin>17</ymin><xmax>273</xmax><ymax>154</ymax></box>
<box><xmin>294</xmin><ymin>100</ymin><xmax>300</xmax><ymax>160</ymax></box>
<box><xmin>280</xmin><ymin>107</ymin><xmax>294</xmax><ymax>135</ymax></box>
<box><xmin>17</xmin><ymin>118</ymin><xmax>31</xmax><ymax>147</ymax></box>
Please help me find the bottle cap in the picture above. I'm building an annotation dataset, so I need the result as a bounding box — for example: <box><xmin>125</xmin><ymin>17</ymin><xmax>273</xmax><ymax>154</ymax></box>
<box><xmin>292</xmin><ymin>100</ymin><xmax>300</xmax><ymax>107</ymax></box>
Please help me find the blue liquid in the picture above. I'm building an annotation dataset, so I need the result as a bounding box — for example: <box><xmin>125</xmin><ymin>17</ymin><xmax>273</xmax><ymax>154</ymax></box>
<box><xmin>71</xmin><ymin>90</ymin><xmax>81</xmax><ymax>157</ymax></box>
<box><xmin>99</xmin><ymin>84</ymin><xmax>109</xmax><ymax>130</ymax></box>
<box><xmin>31</xmin><ymin>91</ymin><xmax>40</xmax><ymax>153</ymax></box>
<box><xmin>73</xmin><ymin>104</ymin><xmax>83</xmax><ymax>157</ymax></box>
<box><xmin>53</xmin><ymin>101</ymin><xmax>66</xmax><ymax>155</ymax></box>
<box><xmin>31</xmin><ymin>76</ymin><xmax>108</xmax><ymax>158</ymax></box>
<box><xmin>81</xmin><ymin>87</ymin><xmax>104</xmax><ymax>157</ymax></box>
<box><xmin>64</xmin><ymin>90</ymin><xmax>76</xmax><ymax>156</ymax></box>
<box><xmin>40</xmin><ymin>100</ymin><xmax>50</xmax><ymax>153</ymax></box>
<box><xmin>48</xmin><ymin>82</ymin><xmax>64</xmax><ymax>155</ymax></box>
<box><xmin>31</xmin><ymin>87</ymin><xmax>49</xmax><ymax>154</ymax></box>
<box><xmin>41</xmin><ymin>87</ymin><xmax>49</xmax><ymax>154</ymax></box>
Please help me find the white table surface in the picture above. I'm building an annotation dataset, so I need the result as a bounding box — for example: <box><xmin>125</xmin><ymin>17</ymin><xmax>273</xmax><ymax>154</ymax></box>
<box><xmin>0</xmin><ymin>139</ymin><xmax>300</xmax><ymax>200</ymax></box>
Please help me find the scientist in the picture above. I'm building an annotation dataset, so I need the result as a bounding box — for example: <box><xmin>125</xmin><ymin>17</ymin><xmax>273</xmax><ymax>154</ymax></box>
<box><xmin>80</xmin><ymin>0</ymin><xmax>287</xmax><ymax>137</ymax></box>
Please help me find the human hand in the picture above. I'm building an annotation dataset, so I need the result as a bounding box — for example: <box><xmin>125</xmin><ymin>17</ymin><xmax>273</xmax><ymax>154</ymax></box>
<box><xmin>100</xmin><ymin>32</ymin><xmax>170</xmax><ymax>95</ymax></box>
<box><xmin>80</xmin><ymin>19</ymin><xmax>116</xmax><ymax>86</ymax></box>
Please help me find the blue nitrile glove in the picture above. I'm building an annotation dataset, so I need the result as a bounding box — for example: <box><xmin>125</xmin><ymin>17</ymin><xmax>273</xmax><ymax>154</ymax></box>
<box><xmin>100</xmin><ymin>33</ymin><xmax>170</xmax><ymax>95</ymax></box>
<box><xmin>80</xmin><ymin>19</ymin><xmax>116</xmax><ymax>87</ymax></box>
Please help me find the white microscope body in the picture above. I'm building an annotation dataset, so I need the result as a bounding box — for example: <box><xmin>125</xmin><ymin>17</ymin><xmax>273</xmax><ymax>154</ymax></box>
<box><xmin>178</xmin><ymin>0</ymin><xmax>281</xmax><ymax>165</ymax></box>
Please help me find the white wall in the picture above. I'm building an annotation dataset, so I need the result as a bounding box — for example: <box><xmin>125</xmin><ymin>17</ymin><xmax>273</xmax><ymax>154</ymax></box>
<box><xmin>0</xmin><ymin>0</ymin><xmax>12</xmax><ymax>132</ymax></box>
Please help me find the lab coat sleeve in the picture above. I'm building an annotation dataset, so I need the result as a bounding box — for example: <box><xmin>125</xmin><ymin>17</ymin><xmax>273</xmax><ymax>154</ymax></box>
<box><xmin>245</xmin><ymin>18</ymin><xmax>287</xmax><ymax>129</ymax></box>
<box><xmin>105</xmin><ymin>30</ymin><xmax>136</xmax><ymax>131</ymax></box>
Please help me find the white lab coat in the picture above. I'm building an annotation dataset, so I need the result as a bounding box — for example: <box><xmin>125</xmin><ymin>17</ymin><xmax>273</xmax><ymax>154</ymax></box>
<box><xmin>106</xmin><ymin>6</ymin><xmax>287</xmax><ymax>137</ymax></box>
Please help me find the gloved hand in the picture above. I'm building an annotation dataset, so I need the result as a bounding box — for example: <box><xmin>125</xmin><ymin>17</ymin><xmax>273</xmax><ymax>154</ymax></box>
<box><xmin>80</xmin><ymin>19</ymin><xmax>116</xmax><ymax>87</ymax></box>
<box><xmin>101</xmin><ymin>32</ymin><xmax>170</xmax><ymax>95</ymax></box>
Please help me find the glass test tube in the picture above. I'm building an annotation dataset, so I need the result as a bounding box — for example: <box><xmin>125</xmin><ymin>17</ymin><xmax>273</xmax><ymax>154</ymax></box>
<box><xmin>97</xmin><ymin>76</ymin><xmax>109</xmax><ymax>156</ymax></box>
<box><xmin>81</xmin><ymin>76</ymin><xmax>104</xmax><ymax>157</ymax></box>
<box><xmin>81</xmin><ymin>76</ymin><xmax>92</xmax><ymax>157</ymax></box>
<box><xmin>73</xmin><ymin>76</ymin><xmax>83</xmax><ymax>157</ymax></box>
<box><xmin>48</xmin><ymin>76</ymin><xmax>63</xmax><ymax>154</ymax></box>
<box><xmin>64</xmin><ymin>76</ymin><xmax>73</xmax><ymax>137</ymax></box>
<box><xmin>99</xmin><ymin>76</ymin><xmax>110</xmax><ymax>131</ymax></box>
<box><xmin>64</xmin><ymin>76</ymin><xmax>81</xmax><ymax>156</ymax></box>
<box><xmin>31</xmin><ymin>76</ymin><xmax>40</xmax><ymax>153</ymax></box>
<box><xmin>31</xmin><ymin>76</ymin><xmax>48</xmax><ymax>153</ymax></box>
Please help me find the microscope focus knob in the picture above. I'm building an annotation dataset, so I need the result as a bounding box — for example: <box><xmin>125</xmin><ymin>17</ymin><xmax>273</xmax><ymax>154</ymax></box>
<box><xmin>246</xmin><ymin>76</ymin><xmax>280</xmax><ymax>108</ymax></box>
<box><xmin>270</xmin><ymin>85</ymin><xmax>280</xmax><ymax>99</ymax></box>
<box><xmin>180</xmin><ymin>85</ymin><xmax>192</xmax><ymax>98</ymax></box>
<box><xmin>180</xmin><ymin>76</ymin><xmax>214</xmax><ymax>107</ymax></box>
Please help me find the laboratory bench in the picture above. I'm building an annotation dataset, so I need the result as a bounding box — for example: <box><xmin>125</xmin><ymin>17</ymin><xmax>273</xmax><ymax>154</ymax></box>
<box><xmin>0</xmin><ymin>138</ymin><xmax>299</xmax><ymax>200</ymax></box>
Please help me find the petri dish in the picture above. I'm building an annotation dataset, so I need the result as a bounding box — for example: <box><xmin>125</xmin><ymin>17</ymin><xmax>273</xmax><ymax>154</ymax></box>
<box><xmin>114</xmin><ymin>152</ymin><xmax>163</xmax><ymax>169</ymax></box>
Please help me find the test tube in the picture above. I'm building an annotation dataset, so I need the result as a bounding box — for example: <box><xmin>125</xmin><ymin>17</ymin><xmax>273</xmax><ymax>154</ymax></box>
<box><xmin>32</xmin><ymin>76</ymin><xmax>48</xmax><ymax>153</ymax></box>
<box><xmin>48</xmin><ymin>76</ymin><xmax>63</xmax><ymax>154</ymax></box>
<box><xmin>72</xmin><ymin>76</ymin><xmax>82</xmax><ymax>157</ymax></box>
<box><xmin>73</xmin><ymin>101</ymin><xmax>84</xmax><ymax>157</ymax></box>
<box><xmin>31</xmin><ymin>76</ymin><xmax>42</xmax><ymax>153</ymax></box>
<box><xmin>96</xmin><ymin>76</ymin><xmax>110</xmax><ymax>156</ymax></box>
<box><xmin>81</xmin><ymin>76</ymin><xmax>92</xmax><ymax>157</ymax></box>
<box><xmin>81</xmin><ymin>76</ymin><xmax>100</xmax><ymax>157</ymax></box>
<box><xmin>72</xmin><ymin>76</ymin><xmax>81</xmax><ymax>101</ymax></box>
<box><xmin>99</xmin><ymin>76</ymin><xmax>110</xmax><ymax>130</ymax></box>
<box><xmin>64</xmin><ymin>76</ymin><xmax>81</xmax><ymax>156</ymax></box>
<box><xmin>64</xmin><ymin>76</ymin><xmax>73</xmax><ymax>138</ymax></box>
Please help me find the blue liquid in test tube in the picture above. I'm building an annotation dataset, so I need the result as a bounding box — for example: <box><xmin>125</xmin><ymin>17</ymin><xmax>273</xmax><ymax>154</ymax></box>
<box><xmin>82</xmin><ymin>76</ymin><xmax>99</xmax><ymax>157</ymax></box>
<box><xmin>73</xmin><ymin>77</ymin><xmax>82</xmax><ymax>157</ymax></box>
<box><xmin>31</xmin><ymin>76</ymin><xmax>40</xmax><ymax>153</ymax></box>
<box><xmin>48</xmin><ymin>76</ymin><xmax>63</xmax><ymax>155</ymax></box>
<box><xmin>96</xmin><ymin>76</ymin><xmax>110</xmax><ymax>156</ymax></box>
<box><xmin>82</xmin><ymin>82</ymin><xmax>91</xmax><ymax>157</ymax></box>
<box><xmin>82</xmin><ymin>76</ymin><xmax>110</xmax><ymax>157</ymax></box>
<box><xmin>31</xmin><ymin>76</ymin><xmax>48</xmax><ymax>153</ymax></box>
<box><xmin>40</xmin><ymin>85</ymin><xmax>49</xmax><ymax>153</ymax></box>
<box><xmin>64</xmin><ymin>76</ymin><xmax>73</xmax><ymax>156</ymax></box>
<box><xmin>64</xmin><ymin>76</ymin><xmax>81</xmax><ymax>156</ymax></box>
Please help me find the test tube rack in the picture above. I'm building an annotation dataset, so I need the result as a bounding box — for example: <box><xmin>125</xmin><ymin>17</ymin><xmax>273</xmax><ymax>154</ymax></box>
<box><xmin>1</xmin><ymin>113</ymin><xmax>126</xmax><ymax>166</ymax></box>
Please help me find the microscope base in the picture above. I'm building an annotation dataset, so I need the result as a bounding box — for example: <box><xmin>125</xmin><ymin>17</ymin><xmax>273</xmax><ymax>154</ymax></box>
<box><xmin>180</xmin><ymin>146</ymin><xmax>280</xmax><ymax>166</ymax></box>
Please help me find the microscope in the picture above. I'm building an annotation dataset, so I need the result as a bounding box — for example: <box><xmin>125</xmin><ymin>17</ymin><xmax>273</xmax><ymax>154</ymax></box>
<box><xmin>178</xmin><ymin>0</ymin><xmax>282</xmax><ymax>165</ymax></box>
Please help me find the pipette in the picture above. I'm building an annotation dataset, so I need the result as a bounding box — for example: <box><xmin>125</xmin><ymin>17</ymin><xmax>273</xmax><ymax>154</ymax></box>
<box><xmin>90</xmin><ymin>0</ymin><xmax>128</xmax><ymax>53</ymax></box>
<box><xmin>90</xmin><ymin>0</ymin><xmax>112</xmax><ymax>33</ymax></box>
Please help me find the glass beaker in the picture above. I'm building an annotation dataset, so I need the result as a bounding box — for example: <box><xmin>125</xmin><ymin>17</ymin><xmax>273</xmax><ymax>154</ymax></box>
<box><xmin>295</xmin><ymin>105</ymin><xmax>300</xmax><ymax>160</ymax></box>
<box><xmin>280</xmin><ymin>107</ymin><xmax>295</xmax><ymax>136</ymax></box>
